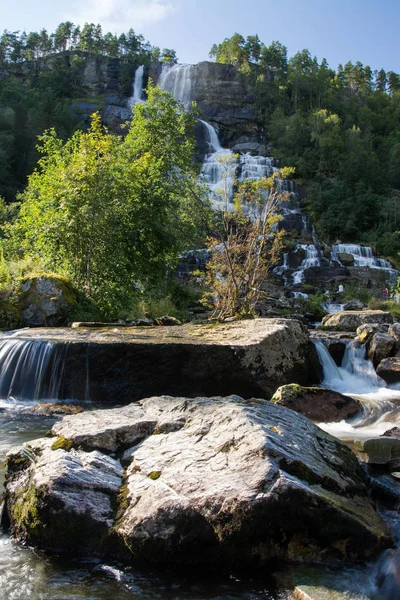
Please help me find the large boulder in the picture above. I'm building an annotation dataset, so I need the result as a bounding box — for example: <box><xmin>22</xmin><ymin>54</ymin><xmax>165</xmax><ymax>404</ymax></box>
<box><xmin>19</xmin><ymin>274</ymin><xmax>76</xmax><ymax>327</ymax></box>
<box><xmin>1</xmin><ymin>319</ymin><xmax>320</xmax><ymax>403</ymax></box>
<box><xmin>271</xmin><ymin>384</ymin><xmax>360</xmax><ymax>422</ymax></box>
<box><xmin>3</xmin><ymin>396</ymin><xmax>392</xmax><ymax>566</ymax></box>
<box><xmin>376</xmin><ymin>357</ymin><xmax>400</xmax><ymax>384</ymax></box>
<box><xmin>368</xmin><ymin>333</ymin><xmax>396</xmax><ymax>367</ymax></box>
<box><xmin>322</xmin><ymin>310</ymin><xmax>393</xmax><ymax>332</ymax></box>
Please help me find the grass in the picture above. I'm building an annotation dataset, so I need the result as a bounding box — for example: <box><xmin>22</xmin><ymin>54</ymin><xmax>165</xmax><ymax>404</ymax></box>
<box><xmin>368</xmin><ymin>298</ymin><xmax>400</xmax><ymax>318</ymax></box>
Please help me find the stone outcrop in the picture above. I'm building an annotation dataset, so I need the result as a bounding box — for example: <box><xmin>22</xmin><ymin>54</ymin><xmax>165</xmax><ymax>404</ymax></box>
<box><xmin>19</xmin><ymin>274</ymin><xmax>76</xmax><ymax>327</ymax></box>
<box><xmin>3</xmin><ymin>319</ymin><xmax>320</xmax><ymax>403</ymax></box>
<box><xmin>271</xmin><ymin>384</ymin><xmax>360</xmax><ymax>422</ymax></box>
<box><xmin>3</xmin><ymin>395</ymin><xmax>392</xmax><ymax>565</ymax></box>
<box><xmin>368</xmin><ymin>333</ymin><xmax>396</xmax><ymax>367</ymax></box>
<box><xmin>322</xmin><ymin>310</ymin><xmax>393</xmax><ymax>332</ymax></box>
<box><xmin>376</xmin><ymin>358</ymin><xmax>400</xmax><ymax>384</ymax></box>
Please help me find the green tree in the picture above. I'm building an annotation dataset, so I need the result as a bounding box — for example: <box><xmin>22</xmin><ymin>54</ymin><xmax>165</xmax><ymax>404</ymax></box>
<box><xmin>9</xmin><ymin>86</ymin><xmax>208</xmax><ymax>316</ymax></box>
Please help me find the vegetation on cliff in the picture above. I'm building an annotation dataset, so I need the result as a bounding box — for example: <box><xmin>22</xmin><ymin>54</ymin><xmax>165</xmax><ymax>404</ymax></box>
<box><xmin>210</xmin><ymin>34</ymin><xmax>400</xmax><ymax>258</ymax></box>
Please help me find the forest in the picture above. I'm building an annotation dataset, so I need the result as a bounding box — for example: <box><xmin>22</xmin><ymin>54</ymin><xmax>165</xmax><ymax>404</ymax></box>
<box><xmin>210</xmin><ymin>34</ymin><xmax>400</xmax><ymax>259</ymax></box>
<box><xmin>0</xmin><ymin>25</ymin><xmax>400</xmax><ymax>322</ymax></box>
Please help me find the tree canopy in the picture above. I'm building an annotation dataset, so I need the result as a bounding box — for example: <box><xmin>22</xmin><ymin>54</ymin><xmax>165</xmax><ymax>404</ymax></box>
<box><xmin>8</xmin><ymin>85</ymin><xmax>208</xmax><ymax>316</ymax></box>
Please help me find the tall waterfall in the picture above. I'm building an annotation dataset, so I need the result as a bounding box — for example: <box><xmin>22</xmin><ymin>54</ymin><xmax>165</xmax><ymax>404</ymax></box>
<box><xmin>159</xmin><ymin>64</ymin><xmax>194</xmax><ymax>107</ymax></box>
<box><xmin>199</xmin><ymin>120</ymin><xmax>222</xmax><ymax>153</ymax></box>
<box><xmin>129</xmin><ymin>65</ymin><xmax>145</xmax><ymax>107</ymax></box>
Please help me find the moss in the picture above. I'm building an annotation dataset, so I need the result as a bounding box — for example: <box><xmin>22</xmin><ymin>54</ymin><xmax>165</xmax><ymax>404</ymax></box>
<box><xmin>51</xmin><ymin>436</ymin><xmax>73</xmax><ymax>451</ymax></box>
<box><xmin>11</xmin><ymin>484</ymin><xmax>45</xmax><ymax>537</ymax></box>
<box><xmin>21</xmin><ymin>272</ymin><xmax>77</xmax><ymax>307</ymax></box>
<box><xmin>147</xmin><ymin>471</ymin><xmax>161</xmax><ymax>480</ymax></box>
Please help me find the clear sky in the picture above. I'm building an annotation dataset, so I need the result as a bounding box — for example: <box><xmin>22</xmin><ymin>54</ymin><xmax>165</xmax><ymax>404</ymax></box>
<box><xmin>1</xmin><ymin>0</ymin><xmax>399</xmax><ymax>72</ymax></box>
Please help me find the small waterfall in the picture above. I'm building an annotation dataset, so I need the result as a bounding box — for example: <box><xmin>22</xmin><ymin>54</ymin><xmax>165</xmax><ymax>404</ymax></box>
<box><xmin>314</xmin><ymin>340</ymin><xmax>400</xmax><ymax>439</ymax></box>
<box><xmin>0</xmin><ymin>339</ymin><xmax>66</xmax><ymax>405</ymax></box>
<box><xmin>331</xmin><ymin>244</ymin><xmax>396</xmax><ymax>272</ymax></box>
<box><xmin>238</xmin><ymin>155</ymin><xmax>275</xmax><ymax>181</ymax></box>
<box><xmin>129</xmin><ymin>65</ymin><xmax>145</xmax><ymax>107</ymax></box>
<box><xmin>322</xmin><ymin>303</ymin><xmax>345</xmax><ymax>314</ymax></box>
<box><xmin>158</xmin><ymin>63</ymin><xmax>193</xmax><ymax>107</ymax></box>
<box><xmin>292</xmin><ymin>244</ymin><xmax>321</xmax><ymax>284</ymax></box>
<box><xmin>199</xmin><ymin>120</ymin><xmax>221</xmax><ymax>153</ymax></box>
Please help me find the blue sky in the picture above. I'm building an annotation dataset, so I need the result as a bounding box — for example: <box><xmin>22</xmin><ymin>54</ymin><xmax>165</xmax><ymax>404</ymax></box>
<box><xmin>1</xmin><ymin>0</ymin><xmax>399</xmax><ymax>72</ymax></box>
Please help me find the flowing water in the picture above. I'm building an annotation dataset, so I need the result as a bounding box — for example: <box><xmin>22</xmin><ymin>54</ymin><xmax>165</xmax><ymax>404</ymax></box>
<box><xmin>0</xmin><ymin>333</ymin><xmax>279</xmax><ymax>600</ymax></box>
<box><xmin>128</xmin><ymin>65</ymin><xmax>145</xmax><ymax>107</ymax></box>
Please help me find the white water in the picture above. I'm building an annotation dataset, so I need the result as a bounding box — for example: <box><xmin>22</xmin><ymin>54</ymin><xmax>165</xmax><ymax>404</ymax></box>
<box><xmin>315</xmin><ymin>340</ymin><xmax>400</xmax><ymax>439</ymax></box>
<box><xmin>128</xmin><ymin>65</ymin><xmax>145</xmax><ymax>107</ymax></box>
<box><xmin>331</xmin><ymin>244</ymin><xmax>396</xmax><ymax>273</ymax></box>
<box><xmin>199</xmin><ymin>119</ymin><xmax>221</xmax><ymax>153</ymax></box>
<box><xmin>0</xmin><ymin>338</ymin><xmax>66</xmax><ymax>405</ymax></box>
<box><xmin>292</xmin><ymin>244</ymin><xmax>321</xmax><ymax>284</ymax></box>
<box><xmin>158</xmin><ymin>63</ymin><xmax>193</xmax><ymax>107</ymax></box>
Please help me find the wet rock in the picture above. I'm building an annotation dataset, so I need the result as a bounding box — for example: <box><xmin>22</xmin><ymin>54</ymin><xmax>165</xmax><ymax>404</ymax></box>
<box><xmin>24</xmin><ymin>403</ymin><xmax>85</xmax><ymax>416</ymax></box>
<box><xmin>368</xmin><ymin>333</ymin><xmax>396</xmax><ymax>367</ymax></box>
<box><xmin>354</xmin><ymin>437</ymin><xmax>400</xmax><ymax>468</ymax></box>
<box><xmin>324</xmin><ymin>339</ymin><xmax>346</xmax><ymax>366</ymax></box>
<box><xmin>376</xmin><ymin>357</ymin><xmax>400</xmax><ymax>384</ymax></box>
<box><xmin>342</xmin><ymin>299</ymin><xmax>364</xmax><ymax>310</ymax></box>
<box><xmin>19</xmin><ymin>275</ymin><xmax>76</xmax><ymax>327</ymax></box>
<box><xmin>155</xmin><ymin>316</ymin><xmax>182</xmax><ymax>326</ymax></box>
<box><xmin>0</xmin><ymin>319</ymin><xmax>319</xmax><ymax>404</ymax></box>
<box><xmin>382</xmin><ymin>427</ymin><xmax>400</xmax><ymax>439</ymax></box>
<box><xmin>3</xmin><ymin>395</ymin><xmax>392</xmax><ymax>565</ymax></box>
<box><xmin>271</xmin><ymin>384</ymin><xmax>360</xmax><ymax>422</ymax></box>
<box><xmin>388</xmin><ymin>323</ymin><xmax>400</xmax><ymax>345</ymax></box>
<box><xmin>322</xmin><ymin>310</ymin><xmax>393</xmax><ymax>332</ymax></box>
<box><xmin>356</xmin><ymin>324</ymin><xmax>379</xmax><ymax>345</ymax></box>
<box><xmin>338</xmin><ymin>253</ymin><xmax>355</xmax><ymax>267</ymax></box>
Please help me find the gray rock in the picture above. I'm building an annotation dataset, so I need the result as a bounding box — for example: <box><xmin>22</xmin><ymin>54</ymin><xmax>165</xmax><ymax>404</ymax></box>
<box><xmin>354</xmin><ymin>437</ymin><xmax>400</xmax><ymax>468</ymax></box>
<box><xmin>388</xmin><ymin>323</ymin><xmax>400</xmax><ymax>344</ymax></box>
<box><xmin>19</xmin><ymin>275</ymin><xmax>76</xmax><ymax>327</ymax></box>
<box><xmin>368</xmin><ymin>333</ymin><xmax>396</xmax><ymax>367</ymax></box>
<box><xmin>377</xmin><ymin>357</ymin><xmax>400</xmax><ymax>384</ymax></box>
<box><xmin>271</xmin><ymin>384</ymin><xmax>360</xmax><ymax>422</ymax></box>
<box><xmin>2</xmin><ymin>319</ymin><xmax>318</xmax><ymax>403</ymax></box>
<box><xmin>3</xmin><ymin>396</ymin><xmax>392</xmax><ymax>565</ymax></box>
<box><xmin>322</xmin><ymin>310</ymin><xmax>393</xmax><ymax>332</ymax></box>
<box><xmin>343</xmin><ymin>299</ymin><xmax>364</xmax><ymax>310</ymax></box>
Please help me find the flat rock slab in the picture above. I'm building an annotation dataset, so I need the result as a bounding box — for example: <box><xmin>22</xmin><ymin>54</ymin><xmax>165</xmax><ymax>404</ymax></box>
<box><xmin>3</xmin><ymin>395</ymin><xmax>392</xmax><ymax>566</ymax></box>
<box><xmin>322</xmin><ymin>311</ymin><xmax>393</xmax><ymax>332</ymax></box>
<box><xmin>377</xmin><ymin>357</ymin><xmax>400</xmax><ymax>384</ymax></box>
<box><xmin>2</xmin><ymin>319</ymin><xmax>318</xmax><ymax>403</ymax></box>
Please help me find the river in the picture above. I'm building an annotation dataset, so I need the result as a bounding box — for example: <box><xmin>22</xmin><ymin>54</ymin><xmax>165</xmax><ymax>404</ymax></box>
<box><xmin>0</xmin><ymin>332</ymin><xmax>400</xmax><ymax>599</ymax></box>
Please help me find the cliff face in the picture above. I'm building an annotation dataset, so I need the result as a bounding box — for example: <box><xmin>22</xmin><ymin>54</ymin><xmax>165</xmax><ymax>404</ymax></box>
<box><xmin>183</xmin><ymin>61</ymin><xmax>259</xmax><ymax>147</ymax></box>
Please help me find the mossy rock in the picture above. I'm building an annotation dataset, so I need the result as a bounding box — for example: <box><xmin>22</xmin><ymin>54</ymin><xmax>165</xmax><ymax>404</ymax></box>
<box><xmin>271</xmin><ymin>383</ymin><xmax>360</xmax><ymax>422</ymax></box>
<box><xmin>19</xmin><ymin>273</ymin><xmax>77</xmax><ymax>327</ymax></box>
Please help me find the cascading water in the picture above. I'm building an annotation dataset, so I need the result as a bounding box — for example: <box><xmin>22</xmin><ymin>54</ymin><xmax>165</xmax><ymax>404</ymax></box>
<box><xmin>199</xmin><ymin>119</ymin><xmax>221</xmax><ymax>153</ymax></box>
<box><xmin>315</xmin><ymin>340</ymin><xmax>400</xmax><ymax>439</ymax></box>
<box><xmin>158</xmin><ymin>63</ymin><xmax>193</xmax><ymax>107</ymax></box>
<box><xmin>332</xmin><ymin>244</ymin><xmax>396</xmax><ymax>273</ymax></box>
<box><xmin>292</xmin><ymin>244</ymin><xmax>321</xmax><ymax>285</ymax></box>
<box><xmin>0</xmin><ymin>337</ymin><xmax>66</xmax><ymax>406</ymax></box>
<box><xmin>128</xmin><ymin>65</ymin><xmax>145</xmax><ymax>107</ymax></box>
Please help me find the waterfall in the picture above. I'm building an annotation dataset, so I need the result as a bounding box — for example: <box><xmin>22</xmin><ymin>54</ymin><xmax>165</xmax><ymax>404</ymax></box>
<box><xmin>331</xmin><ymin>244</ymin><xmax>396</xmax><ymax>272</ymax></box>
<box><xmin>129</xmin><ymin>65</ymin><xmax>145</xmax><ymax>107</ymax></box>
<box><xmin>199</xmin><ymin>120</ymin><xmax>221</xmax><ymax>153</ymax></box>
<box><xmin>0</xmin><ymin>338</ymin><xmax>66</xmax><ymax>405</ymax></box>
<box><xmin>292</xmin><ymin>244</ymin><xmax>321</xmax><ymax>285</ymax></box>
<box><xmin>158</xmin><ymin>63</ymin><xmax>193</xmax><ymax>107</ymax></box>
<box><xmin>315</xmin><ymin>340</ymin><xmax>385</xmax><ymax>395</ymax></box>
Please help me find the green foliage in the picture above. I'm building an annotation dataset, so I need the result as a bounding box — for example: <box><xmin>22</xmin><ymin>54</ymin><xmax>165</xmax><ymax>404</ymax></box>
<box><xmin>368</xmin><ymin>299</ymin><xmax>400</xmax><ymax>319</ymax></box>
<box><xmin>204</xmin><ymin>166</ymin><xmax>292</xmax><ymax>320</ymax></box>
<box><xmin>343</xmin><ymin>282</ymin><xmax>374</xmax><ymax>305</ymax></box>
<box><xmin>8</xmin><ymin>85</ymin><xmax>208</xmax><ymax>317</ymax></box>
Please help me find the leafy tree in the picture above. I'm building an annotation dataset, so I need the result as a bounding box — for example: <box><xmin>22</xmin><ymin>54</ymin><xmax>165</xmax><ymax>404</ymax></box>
<box><xmin>204</xmin><ymin>162</ymin><xmax>292</xmax><ymax>320</ymax></box>
<box><xmin>9</xmin><ymin>86</ymin><xmax>208</xmax><ymax>316</ymax></box>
